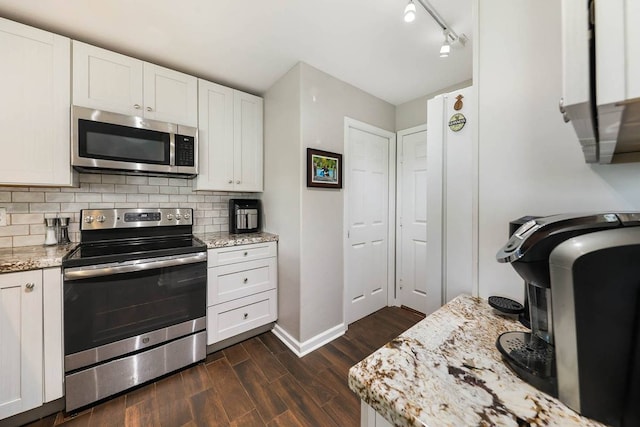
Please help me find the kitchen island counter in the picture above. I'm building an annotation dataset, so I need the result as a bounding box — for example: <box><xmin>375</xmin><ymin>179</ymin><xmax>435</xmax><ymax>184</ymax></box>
<box><xmin>348</xmin><ymin>294</ymin><xmax>605</xmax><ymax>427</ymax></box>
<box><xmin>0</xmin><ymin>244</ymin><xmax>76</xmax><ymax>273</ymax></box>
<box><xmin>195</xmin><ymin>231</ymin><xmax>278</xmax><ymax>249</ymax></box>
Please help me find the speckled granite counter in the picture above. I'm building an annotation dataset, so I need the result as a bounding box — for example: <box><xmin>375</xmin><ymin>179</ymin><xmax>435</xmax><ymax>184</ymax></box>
<box><xmin>348</xmin><ymin>294</ymin><xmax>606</xmax><ymax>427</ymax></box>
<box><xmin>0</xmin><ymin>244</ymin><xmax>76</xmax><ymax>273</ymax></box>
<box><xmin>195</xmin><ymin>231</ymin><xmax>278</xmax><ymax>249</ymax></box>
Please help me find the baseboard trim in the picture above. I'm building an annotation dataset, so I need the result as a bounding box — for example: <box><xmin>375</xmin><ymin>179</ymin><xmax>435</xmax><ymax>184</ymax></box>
<box><xmin>272</xmin><ymin>322</ymin><xmax>346</xmax><ymax>357</ymax></box>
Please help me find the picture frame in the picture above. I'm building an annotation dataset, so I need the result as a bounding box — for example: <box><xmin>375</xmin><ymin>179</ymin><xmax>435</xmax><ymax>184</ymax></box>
<box><xmin>306</xmin><ymin>148</ymin><xmax>343</xmax><ymax>189</ymax></box>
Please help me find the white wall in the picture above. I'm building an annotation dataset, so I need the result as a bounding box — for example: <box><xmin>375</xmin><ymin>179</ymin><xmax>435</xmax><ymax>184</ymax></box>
<box><xmin>475</xmin><ymin>0</ymin><xmax>640</xmax><ymax>302</ymax></box>
<box><xmin>298</xmin><ymin>63</ymin><xmax>395</xmax><ymax>342</ymax></box>
<box><xmin>262</xmin><ymin>64</ymin><xmax>302</xmax><ymax>338</ymax></box>
<box><xmin>396</xmin><ymin>79</ymin><xmax>472</xmax><ymax>131</ymax></box>
<box><xmin>263</xmin><ymin>62</ymin><xmax>395</xmax><ymax>345</ymax></box>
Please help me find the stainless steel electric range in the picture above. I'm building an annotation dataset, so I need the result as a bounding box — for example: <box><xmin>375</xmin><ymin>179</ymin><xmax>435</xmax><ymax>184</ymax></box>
<box><xmin>62</xmin><ymin>208</ymin><xmax>207</xmax><ymax>411</ymax></box>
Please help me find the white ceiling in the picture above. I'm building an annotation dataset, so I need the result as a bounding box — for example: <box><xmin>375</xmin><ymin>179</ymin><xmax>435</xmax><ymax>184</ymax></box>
<box><xmin>0</xmin><ymin>0</ymin><xmax>472</xmax><ymax>106</ymax></box>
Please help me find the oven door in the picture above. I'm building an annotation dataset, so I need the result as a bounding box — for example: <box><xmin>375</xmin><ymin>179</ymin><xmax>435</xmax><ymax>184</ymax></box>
<box><xmin>63</xmin><ymin>252</ymin><xmax>206</xmax><ymax>372</ymax></box>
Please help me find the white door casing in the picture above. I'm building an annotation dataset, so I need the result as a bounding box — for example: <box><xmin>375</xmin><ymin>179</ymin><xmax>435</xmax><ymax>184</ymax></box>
<box><xmin>344</xmin><ymin>118</ymin><xmax>396</xmax><ymax>325</ymax></box>
<box><xmin>396</xmin><ymin>125</ymin><xmax>428</xmax><ymax>314</ymax></box>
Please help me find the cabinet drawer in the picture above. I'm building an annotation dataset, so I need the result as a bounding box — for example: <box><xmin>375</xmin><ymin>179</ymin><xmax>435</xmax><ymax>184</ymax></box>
<box><xmin>208</xmin><ymin>242</ymin><xmax>277</xmax><ymax>267</ymax></box>
<box><xmin>208</xmin><ymin>257</ymin><xmax>276</xmax><ymax>305</ymax></box>
<box><xmin>207</xmin><ymin>289</ymin><xmax>277</xmax><ymax>344</ymax></box>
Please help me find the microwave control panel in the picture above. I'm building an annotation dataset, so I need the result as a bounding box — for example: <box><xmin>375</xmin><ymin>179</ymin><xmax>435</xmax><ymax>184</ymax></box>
<box><xmin>175</xmin><ymin>135</ymin><xmax>195</xmax><ymax>166</ymax></box>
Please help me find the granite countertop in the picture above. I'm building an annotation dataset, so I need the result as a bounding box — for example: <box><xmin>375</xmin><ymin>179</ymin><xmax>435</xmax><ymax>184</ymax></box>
<box><xmin>0</xmin><ymin>232</ymin><xmax>278</xmax><ymax>274</ymax></box>
<box><xmin>0</xmin><ymin>244</ymin><xmax>77</xmax><ymax>274</ymax></box>
<box><xmin>348</xmin><ymin>294</ymin><xmax>606</xmax><ymax>427</ymax></box>
<box><xmin>195</xmin><ymin>231</ymin><xmax>278</xmax><ymax>249</ymax></box>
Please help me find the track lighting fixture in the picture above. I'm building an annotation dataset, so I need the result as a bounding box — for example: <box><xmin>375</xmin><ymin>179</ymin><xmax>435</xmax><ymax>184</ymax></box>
<box><xmin>403</xmin><ymin>0</ymin><xmax>466</xmax><ymax>57</ymax></box>
<box><xmin>404</xmin><ymin>0</ymin><xmax>416</xmax><ymax>23</ymax></box>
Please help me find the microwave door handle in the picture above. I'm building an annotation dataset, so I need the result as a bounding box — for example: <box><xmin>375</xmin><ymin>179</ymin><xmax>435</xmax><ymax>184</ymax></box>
<box><xmin>63</xmin><ymin>252</ymin><xmax>206</xmax><ymax>281</ymax></box>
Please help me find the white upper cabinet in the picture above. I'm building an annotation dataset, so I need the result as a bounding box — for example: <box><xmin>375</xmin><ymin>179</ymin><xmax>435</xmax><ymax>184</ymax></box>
<box><xmin>0</xmin><ymin>18</ymin><xmax>72</xmax><ymax>186</ymax></box>
<box><xmin>0</xmin><ymin>270</ymin><xmax>43</xmax><ymax>420</ymax></box>
<box><xmin>195</xmin><ymin>80</ymin><xmax>263</xmax><ymax>192</ymax></box>
<box><xmin>72</xmin><ymin>41</ymin><xmax>198</xmax><ymax>127</ymax></box>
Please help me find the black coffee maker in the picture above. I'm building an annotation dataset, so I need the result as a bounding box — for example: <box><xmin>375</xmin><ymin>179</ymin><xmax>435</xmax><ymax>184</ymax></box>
<box><xmin>496</xmin><ymin>212</ymin><xmax>640</xmax><ymax>426</ymax></box>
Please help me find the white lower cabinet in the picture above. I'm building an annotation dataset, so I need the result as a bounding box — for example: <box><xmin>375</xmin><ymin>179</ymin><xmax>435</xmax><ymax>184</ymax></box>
<box><xmin>361</xmin><ymin>401</ymin><xmax>393</xmax><ymax>427</ymax></box>
<box><xmin>0</xmin><ymin>268</ymin><xmax>63</xmax><ymax>421</ymax></box>
<box><xmin>206</xmin><ymin>242</ymin><xmax>277</xmax><ymax>345</ymax></box>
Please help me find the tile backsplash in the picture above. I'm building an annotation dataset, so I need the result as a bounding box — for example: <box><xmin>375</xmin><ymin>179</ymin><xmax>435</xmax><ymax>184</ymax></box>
<box><xmin>0</xmin><ymin>173</ymin><xmax>253</xmax><ymax>248</ymax></box>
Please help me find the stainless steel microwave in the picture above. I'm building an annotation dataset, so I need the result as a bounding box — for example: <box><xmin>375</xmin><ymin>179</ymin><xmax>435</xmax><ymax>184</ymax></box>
<box><xmin>72</xmin><ymin>106</ymin><xmax>198</xmax><ymax>177</ymax></box>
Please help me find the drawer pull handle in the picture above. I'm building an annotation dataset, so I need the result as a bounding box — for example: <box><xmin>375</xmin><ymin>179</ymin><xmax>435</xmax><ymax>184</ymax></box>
<box><xmin>243</xmin><ymin>252</ymin><xmax>248</xmax><ymax>256</ymax></box>
<box><xmin>25</xmin><ymin>282</ymin><xmax>35</xmax><ymax>292</ymax></box>
<box><xmin>243</xmin><ymin>313</ymin><xmax>248</xmax><ymax>319</ymax></box>
<box><xmin>243</xmin><ymin>277</ymin><xmax>248</xmax><ymax>283</ymax></box>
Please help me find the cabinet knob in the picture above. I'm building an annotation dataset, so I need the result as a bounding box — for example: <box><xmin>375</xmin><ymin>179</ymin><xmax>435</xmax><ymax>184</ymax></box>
<box><xmin>25</xmin><ymin>282</ymin><xmax>35</xmax><ymax>292</ymax></box>
<box><xmin>134</xmin><ymin>104</ymin><xmax>141</xmax><ymax>109</ymax></box>
<box><xmin>243</xmin><ymin>277</ymin><xmax>248</xmax><ymax>283</ymax></box>
<box><xmin>243</xmin><ymin>251</ymin><xmax>248</xmax><ymax>256</ymax></box>
<box><xmin>146</xmin><ymin>106</ymin><xmax>153</xmax><ymax>112</ymax></box>
<box><xmin>236</xmin><ymin>180</ymin><xmax>241</xmax><ymax>184</ymax></box>
<box><xmin>243</xmin><ymin>313</ymin><xmax>248</xmax><ymax>319</ymax></box>
<box><xmin>228</xmin><ymin>180</ymin><xmax>233</xmax><ymax>184</ymax></box>
<box><xmin>562</xmin><ymin>112</ymin><xmax>570</xmax><ymax>123</ymax></box>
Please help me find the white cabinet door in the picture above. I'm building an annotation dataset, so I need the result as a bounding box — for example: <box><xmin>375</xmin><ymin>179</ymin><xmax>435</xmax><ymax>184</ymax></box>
<box><xmin>234</xmin><ymin>91</ymin><xmax>264</xmax><ymax>192</ymax></box>
<box><xmin>73</xmin><ymin>41</ymin><xmax>197</xmax><ymax>126</ymax></box>
<box><xmin>143</xmin><ymin>63</ymin><xmax>197</xmax><ymax>127</ymax></box>
<box><xmin>0</xmin><ymin>270</ymin><xmax>43</xmax><ymax>419</ymax></box>
<box><xmin>195</xmin><ymin>79</ymin><xmax>235</xmax><ymax>191</ymax></box>
<box><xmin>0</xmin><ymin>18</ymin><xmax>72</xmax><ymax>186</ymax></box>
<box><xmin>195</xmin><ymin>81</ymin><xmax>263</xmax><ymax>192</ymax></box>
<box><xmin>42</xmin><ymin>268</ymin><xmax>63</xmax><ymax>403</ymax></box>
<box><xmin>72</xmin><ymin>41</ymin><xmax>144</xmax><ymax>117</ymax></box>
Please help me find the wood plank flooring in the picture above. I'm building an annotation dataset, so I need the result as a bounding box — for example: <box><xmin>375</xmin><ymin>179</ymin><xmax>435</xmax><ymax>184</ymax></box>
<box><xmin>26</xmin><ymin>306</ymin><xmax>424</xmax><ymax>427</ymax></box>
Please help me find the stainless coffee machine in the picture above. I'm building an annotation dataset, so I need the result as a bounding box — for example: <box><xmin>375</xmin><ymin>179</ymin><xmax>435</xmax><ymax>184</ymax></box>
<box><xmin>496</xmin><ymin>212</ymin><xmax>640</xmax><ymax>426</ymax></box>
<box><xmin>229</xmin><ymin>199</ymin><xmax>261</xmax><ymax>234</ymax></box>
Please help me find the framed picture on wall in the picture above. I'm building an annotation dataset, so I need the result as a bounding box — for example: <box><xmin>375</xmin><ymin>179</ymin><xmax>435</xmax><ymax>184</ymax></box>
<box><xmin>307</xmin><ymin>148</ymin><xmax>343</xmax><ymax>189</ymax></box>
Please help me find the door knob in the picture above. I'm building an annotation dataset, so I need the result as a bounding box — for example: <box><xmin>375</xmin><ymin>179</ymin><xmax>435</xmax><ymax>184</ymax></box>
<box><xmin>25</xmin><ymin>282</ymin><xmax>35</xmax><ymax>292</ymax></box>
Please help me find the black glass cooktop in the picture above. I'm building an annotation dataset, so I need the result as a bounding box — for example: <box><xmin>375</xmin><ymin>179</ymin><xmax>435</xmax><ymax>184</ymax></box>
<box><xmin>63</xmin><ymin>236</ymin><xmax>206</xmax><ymax>268</ymax></box>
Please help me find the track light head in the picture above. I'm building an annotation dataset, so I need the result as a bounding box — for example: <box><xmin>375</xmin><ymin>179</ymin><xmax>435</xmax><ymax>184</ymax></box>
<box><xmin>404</xmin><ymin>1</ymin><xmax>416</xmax><ymax>23</ymax></box>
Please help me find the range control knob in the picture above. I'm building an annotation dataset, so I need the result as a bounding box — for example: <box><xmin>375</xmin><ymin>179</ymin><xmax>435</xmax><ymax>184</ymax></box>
<box><xmin>167</xmin><ymin>214</ymin><xmax>174</xmax><ymax>220</ymax></box>
<box><xmin>84</xmin><ymin>215</ymin><xmax>94</xmax><ymax>224</ymax></box>
<box><xmin>96</xmin><ymin>215</ymin><xmax>106</xmax><ymax>223</ymax></box>
<box><xmin>184</xmin><ymin>213</ymin><xmax>191</xmax><ymax>220</ymax></box>
<box><xmin>175</xmin><ymin>213</ymin><xmax>182</xmax><ymax>220</ymax></box>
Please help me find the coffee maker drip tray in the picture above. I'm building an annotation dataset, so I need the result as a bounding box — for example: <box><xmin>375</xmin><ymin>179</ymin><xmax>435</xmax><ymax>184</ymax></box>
<box><xmin>496</xmin><ymin>331</ymin><xmax>558</xmax><ymax>397</ymax></box>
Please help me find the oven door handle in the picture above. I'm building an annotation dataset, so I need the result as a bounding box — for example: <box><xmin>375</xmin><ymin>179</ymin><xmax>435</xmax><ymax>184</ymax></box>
<box><xmin>63</xmin><ymin>252</ymin><xmax>207</xmax><ymax>281</ymax></box>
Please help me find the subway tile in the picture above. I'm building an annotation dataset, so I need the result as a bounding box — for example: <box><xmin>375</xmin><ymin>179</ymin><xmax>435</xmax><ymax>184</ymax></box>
<box><xmin>138</xmin><ymin>185</ymin><xmax>159</xmax><ymax>194</ymax></box>
<box><xmin>29</xmin><ymin>203</ymin><xmax>60</xmax><ymax>213</ymax></box>
<box><xmin>115</xmin><ymin>184</ymin><xmax>139</xmax><ymax>194</ymax></box>
<box><xmin>13</xmin><ymin>192</ymin><xmax>44</xmax><ymax>203</ymax></box>
<box><xmin>159</xmin><ymin>186</ymin><xmax>179</xmax><ymax>195</ymax></box>
<box><xmin>169</xmin><ymin>195</ymin><xmax>188</xmax><ymax>203</ymax></box>
<box><xmin>101</xmin><ymin>175</ymin><xmax>127</xmax><ymax>184</ymax></box>
<box><xmin>192</xmin><ymin>225</ymin><xmax>205</xmax><ymax>234</ymax></box>
<box><xmin>0</xmin><ymin>192</ymin><xmax>11</xmax><ymax>202</ymax></box>
<box><xmin>149</xmin><ymin>194</ymin><xmax>169</xmax><ymax>203</ymax></box>
<box><xmin>13</xmin><ymin>234</ymin><xmax>44</xmax><ymax>247</ymax></box>
<box><xmin>179</xmin><ymin>186</ymin><xmax>193</xmax><ymax>195</ymax></box>
<box><xmin>45</xmin><ymin>192</ymin><xmax>75</xmax><ymax>203</ymax></box>
<box><xmin>188</xmin><ymin>195</ymin><xmax>205</xmax><ymax>203</ymax></box>
<box><xmin>113</xmin><ymin>203</ymin><xmax>138</xmax><ymax>209</ymax></box>
<box><xmin>102</xmin><ymin>193</ymin><xmax>127</xmax><ymax>203</ymax></box>
<box><xmin>213</xmin><ymin>217</ymin><xmax>228</xmax><ymax>225</ymax></box>
<box><xmin>126</xmin><ymin>176</ymin><xmax>148</xmax><ymax>185</ymax></box>
<box><xmin>90</xmin><ymin>183</ymin><xmax>115</xmax><ymax>193</ymax></box>
<box><xmin>0</xmin><ymin>225</ymin><xmax>29</xmax><ymax>237</ymax></box>
<box><xmin>204</xmin><ymin>210</ymin><xmax>221</xmax><ymax>218</ymax></box>
<box><xmin>60</xmin><ymin>203</ymin><xmax>89</xmax><ymax>213</ymax></box>
<box><xmin>196</xmin><ymin>203</ymin><xmax>213</xmax><ymax>211</ymax></box>
<box><xmin>213</xmin><ymin>203</ymin><xmax>226</xmax><ymax>210</ymax></box>
<box><xmin>33</xmin><ymin>187</ymin><xmax>61</xmax><ymax>192</ymax></box>
<box><xmin>205</xmin><ymin>224</ymin><xmax>222</xmax><ymax>233</ymax></box>
<box><xmin>11</xmin><ymin>213</ymin><xmax>44</xmax><ymax>224</ymax></box>
<box><xmin>178</xmin><ymin>203</ymin><xmax>195</xmax><ymax>209</ymax></box>
<box><xmin>168</xmin><ymin>178</ymin><xmax>188</xmax><ymax>187</ymax></box>
<box><xmin>0</xmin><ymin>237</ymin><xmax>11</xmax><ymax>248</ymax></box>
<box><xmin>0</xmin><ymin>203</ymin><xmax>28</xmax><ymax>213</ymax></box>
<box><xmin>220</xmin><ymin>224</ymin><xmax>229</xmax><ymax>232</ymax></box>
<box><xmin>137</xmin><ymin>202</ymin><xmax>160</xmax><ymax>208</ymax></box>
<box><xmin>89</xmin><ymin>203</ymin><xmax>115</xmax><ymax>209</ymax></box>
<box><xmin>204</xmin><ymin>196</ymin><xmax>220</xmax><ymax>203</ymax></box>
<box><xmin>148</xmin><ymin>177</ymin><xmax>169</xmax><ymax>186</ymax></box>
<box><xmin>76</xmin><ymin>193</ymin><xmax>102</xmax><ymax>203</ymax></box>
<box><xmin>30</xmin><ymin>224</ymin><xmax>45</xmax><ymax>235</ymax></box>
<box><xmin>126</xmin><ymin>194</ymin><xmax>149</xmax><ymax>203</ymax></box>
<box><xmin>196</xmin><ymin>217</ymin><xmax>213</xmax><ymax>226</ymax></box>
<box><xmin>79</xmin><ymin>173</ymin><xmax>102</xmax><ymax>183</ymax></box>
<box><xmin>0</xmin><ymin>186</ymin><xmax>26</xmax><ymax>192</ymax></box>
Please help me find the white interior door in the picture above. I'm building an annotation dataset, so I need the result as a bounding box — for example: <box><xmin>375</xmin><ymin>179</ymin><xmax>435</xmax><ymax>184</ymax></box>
<box><xmin>344</xmin><ymin>118</ymin><xmax>395</xmax><ymax>324</ymax></box>
<box><xmin>396</xmin><ymin>126</ymin><xmax>428</xmax><ymax>314</ymax></box>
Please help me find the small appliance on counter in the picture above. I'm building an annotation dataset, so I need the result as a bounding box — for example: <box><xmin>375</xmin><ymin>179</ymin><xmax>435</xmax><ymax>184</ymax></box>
<box><xmin>229</xmin><ymin>199</ymin><xmax>261</xmax><ymax>234</ymax></box>
<box><xmin>496</xmin><ymin>212</ymin><xmax>640</xmax><ymax>426</ymax></box>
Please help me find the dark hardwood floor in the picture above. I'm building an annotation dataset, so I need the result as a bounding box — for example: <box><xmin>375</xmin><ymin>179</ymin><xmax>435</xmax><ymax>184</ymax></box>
<box><xmin>26</xmin><ymin>306</ymin><xmax>424</xmax><ymax>427</ymax></box>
